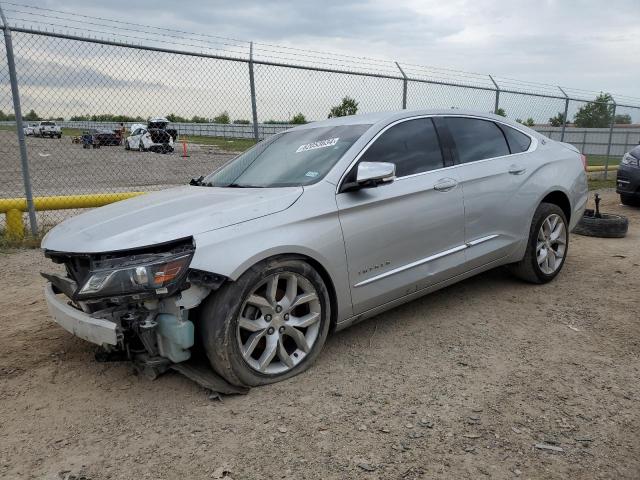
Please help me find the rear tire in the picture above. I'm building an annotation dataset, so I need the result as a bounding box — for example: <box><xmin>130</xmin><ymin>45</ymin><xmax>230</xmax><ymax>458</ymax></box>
<box><xmin>620</xmin><ymin>194</ymin><xmax>640</xmax><ymax>207</ymax></box>
<box><xmin>509</xmin><ymin>202</ymin><xmax>568</xmax><ymax>284</ymax></box>
<box><xmin>199</xmin><ymin>256</ymin><xmax>331</xmax><ymax>387</ymax></box>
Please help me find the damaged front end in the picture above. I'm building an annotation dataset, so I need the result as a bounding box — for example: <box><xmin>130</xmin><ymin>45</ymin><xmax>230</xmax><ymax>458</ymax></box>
<box><xmin>42</xmin><ymin>238</ymin><xmax>225</xmax><ymax>377</ymax></box>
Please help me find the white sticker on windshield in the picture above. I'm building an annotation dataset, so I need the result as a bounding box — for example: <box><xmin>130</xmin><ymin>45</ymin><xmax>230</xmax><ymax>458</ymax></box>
<box><xmin>305</xmin><ymin>171</ymin><xmax>319</xmax><ymax>177</ymax></box>
<box><xmin>296</xmin><ymin>137</ymin><xmax>339</xmax><ymax>153</ymax></box>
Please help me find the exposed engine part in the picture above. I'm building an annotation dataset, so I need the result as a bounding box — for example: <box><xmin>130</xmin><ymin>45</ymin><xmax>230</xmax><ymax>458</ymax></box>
<box><xmin>136</xmin><ymin>314</ymin><xmax>159</xmax><ymax>357</ymax></box>
<box><xmin>155</xmin><ymin>313</ymin><xmax>194</xmax><ymax>363</ymax></box>
<box><xmin>132</xmin><ymin>353</ymin><xmax>171</xmax><ymax>380</ymax></box>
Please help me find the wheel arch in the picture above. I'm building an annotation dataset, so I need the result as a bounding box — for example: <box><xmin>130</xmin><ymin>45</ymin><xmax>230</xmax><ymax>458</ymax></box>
<box><xmin>540</xmin><ymin>189</ymin><xmax>572</xmax><ymax>223</ymax></box>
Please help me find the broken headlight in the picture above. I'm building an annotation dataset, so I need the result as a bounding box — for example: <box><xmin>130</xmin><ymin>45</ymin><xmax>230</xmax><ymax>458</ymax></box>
<box><xmin>77</xmin><ymin>251</ymin><xmax>193</xmax><ymax>299</ymax></box>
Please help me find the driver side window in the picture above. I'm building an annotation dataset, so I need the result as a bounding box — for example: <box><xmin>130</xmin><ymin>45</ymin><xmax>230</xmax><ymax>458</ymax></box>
<box><xmin>359</xmin><ymin>118</ymin><xmax>444</xmax><ymax>177</ymax></box>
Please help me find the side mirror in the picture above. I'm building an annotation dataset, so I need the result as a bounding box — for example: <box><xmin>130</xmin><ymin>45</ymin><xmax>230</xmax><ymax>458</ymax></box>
<box><xmin>342</xmin><ymin>162</ymin><xmax>396</xmax><ymax>192</ymax></box>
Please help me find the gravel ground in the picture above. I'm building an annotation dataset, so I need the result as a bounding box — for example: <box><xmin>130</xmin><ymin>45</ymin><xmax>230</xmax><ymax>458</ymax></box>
<box><xmin>0</xmin><ymin>189</ymin><xmax>639</xmax><ymax>480</ymax></box>
<box><xmin>0</xmin><ymin>131</ymin><xmax>235</xmax><ymax>197</ymax></box>
<box><xmin>0</xmin><ymin>130</ymin><xmax>236</xmax><ymax>230</ymax></box>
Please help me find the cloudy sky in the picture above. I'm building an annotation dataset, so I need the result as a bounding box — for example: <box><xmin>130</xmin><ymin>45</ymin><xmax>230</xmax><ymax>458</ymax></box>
<box><xmin>23</xmin><ymin>0</ymin><xmax>639</xmax><ymax>100</ymax></box>
<box><xmin>2</xmin><ymin>0</ymin><xmax>639</xmax><ymax>122</ymax></box>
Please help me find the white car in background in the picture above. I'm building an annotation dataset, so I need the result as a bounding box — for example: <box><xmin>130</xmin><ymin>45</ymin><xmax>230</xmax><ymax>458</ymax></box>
<box><xmin>23</xmin><ymin>123</ymin><xmax>38</xmax><ymax>136</ymax></box>
<box><xmin>125</xmin><ymin>118</ymin><xmax>175</xmax><ymax>153</ymax></box>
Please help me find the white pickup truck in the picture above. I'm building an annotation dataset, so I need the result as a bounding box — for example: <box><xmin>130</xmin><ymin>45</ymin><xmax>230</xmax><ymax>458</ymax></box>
<box><xmin>35</xmin><ymin>121</ymin><xmax>62</xmax><ymax>138</ymax></box>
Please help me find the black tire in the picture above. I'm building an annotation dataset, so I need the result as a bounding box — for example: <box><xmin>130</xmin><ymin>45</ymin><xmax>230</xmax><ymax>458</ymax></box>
<box><xmin>199</xmin><ymin>256</ymin><xmax>331</xmax><ymax>387</ymax></box>
<box><xmin>138</xmin><ymin>141</ymin><xmax>145</xmax><ymax>152</ymax></box>
<box><xmin>573</xmin><ymin>212</ymin><xmax>628</xmax><ymax>238</ymax></box>
<box><xmin>509</xmin><ymin>202</ymin><xmax>569</xmax><ymax>284</ymax></box>
<box><xmin>620</xmin><ymin>194</ymin><xmax>640</xmax><ymax>207</ymax></box>
<box><xmin>124</xmin><ymin>139</ymin><xmax>130</xmax><ymax>150</ymax></box>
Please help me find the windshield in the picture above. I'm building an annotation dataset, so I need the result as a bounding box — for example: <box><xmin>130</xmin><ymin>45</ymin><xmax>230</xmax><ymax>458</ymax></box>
<box><xmin>203</xmin><ymin>124</ymin><xmax>370</xmax><ymax>188</ymax></box>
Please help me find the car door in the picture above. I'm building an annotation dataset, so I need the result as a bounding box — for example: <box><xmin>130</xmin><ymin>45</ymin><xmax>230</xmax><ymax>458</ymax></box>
<box><xmin>336</xmin><ymin>117</ymin><xmax>467</xmax><ymax>315</ymax></box>
<box><xmin>129</xmin><ymin>128</ymin><xmax>142</xmax><ymax>148</ymax></box>
<box><xmin>443</xmin><ymin>116</ymin><xmax>536</xmax><ymax>269</ymax></box>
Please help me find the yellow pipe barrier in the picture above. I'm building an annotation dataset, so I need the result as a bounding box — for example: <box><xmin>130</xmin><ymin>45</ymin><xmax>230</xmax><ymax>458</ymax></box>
<box><xmin>1</xmin><ymin>192</ymin><xmax>146</xmax><ymax>240</ymax></box>
<box><xmin>586</xmin><ymin>165</ymin><xmax>618</xmax><ymax>172</ymax></box>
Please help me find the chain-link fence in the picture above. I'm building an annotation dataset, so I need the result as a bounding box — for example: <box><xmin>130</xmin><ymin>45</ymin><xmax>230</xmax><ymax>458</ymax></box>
<box><xmin>1</xmin><ymin>6</ymin><xmax>640</xmax><ymax>238</ymax></box>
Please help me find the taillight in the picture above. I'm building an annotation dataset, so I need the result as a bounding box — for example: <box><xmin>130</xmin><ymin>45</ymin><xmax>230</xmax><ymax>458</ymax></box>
<box><xmin>580</xmin><ymin>154</ymin><xmax>587</xmax><ymax>171</ymax></box>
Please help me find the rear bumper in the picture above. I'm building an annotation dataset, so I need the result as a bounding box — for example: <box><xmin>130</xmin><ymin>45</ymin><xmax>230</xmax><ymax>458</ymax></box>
<box><xmin>44</xmin><ymin>284</ymin><xmax>119</xmax><ymax>346</ymax></box>
<box><xmin>616</xmin><ymin>165</ymin><xmax>640</xmax><ymax>196</ymax></box>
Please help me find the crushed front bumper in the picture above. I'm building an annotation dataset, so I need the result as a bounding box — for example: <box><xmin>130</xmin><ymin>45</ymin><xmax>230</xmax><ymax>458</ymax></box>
<box><xmin>44</xmin><ymin>284</ymin><xmax>119</xmax><ymax>346</ymax></box>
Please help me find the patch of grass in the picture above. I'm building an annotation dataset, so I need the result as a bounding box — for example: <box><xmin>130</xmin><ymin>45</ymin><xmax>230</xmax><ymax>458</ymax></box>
<box><xmin>0</xmin><ymin>232</ymin><xmax>43</xmax><ymax>252</ymax></box>
<box><xmin>586</xmin><ymin>155</ymin><xmax>620</xmax><ymax>167</ymax></box>
<box><xmin>588</xmin><ymin>177</ymin><xmax>616</xmax><ymax>190</ymax></box>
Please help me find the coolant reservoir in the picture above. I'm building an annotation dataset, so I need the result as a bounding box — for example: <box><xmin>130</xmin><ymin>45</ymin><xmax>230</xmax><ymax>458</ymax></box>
<box><xmin>155</xmin><ymin>313</ymin><xmax>194</xmax><ymax>363</ymax></box>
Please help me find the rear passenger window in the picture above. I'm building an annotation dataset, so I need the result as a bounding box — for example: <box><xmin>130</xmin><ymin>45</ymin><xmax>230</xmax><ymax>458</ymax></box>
<box><xmin>501</xmin><ymin>125</ymin><xmax>532</xmax><ymax>153</ymax></box>
<box><xmin>446</xmin><ymin>117</ymin><xmax>509</xmax><ymax>163</ymax></box>
<box><xmin>360</xmin><ymin>118</ymin><xmax>443</xmax><ymax>177</ymax></box>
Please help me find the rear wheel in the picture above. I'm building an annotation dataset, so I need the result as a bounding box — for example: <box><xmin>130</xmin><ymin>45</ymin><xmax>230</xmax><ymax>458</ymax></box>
<box><xmin>509</xmin><ymin>202</ymin><xmax>568</xmax><ymax>284</ymax></box>
<box><xmin>620</xmin><ymin>194</ymin><xmax>640</xmax><ymax>207</ymax></box>
<box><xmin>138</xmin><ymin>140</ymin><xmax>145</xmax><ymax>152</ymax></box>
<box><xmin>199</xmin><ymin>256</ymin><xmax>331</xmax><ymax>387</ymax></box>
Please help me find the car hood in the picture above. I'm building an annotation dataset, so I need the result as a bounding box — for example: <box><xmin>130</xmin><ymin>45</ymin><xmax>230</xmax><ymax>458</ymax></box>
<box><xmin>42</xmin><ymin>185</ymin><xmax>303</xmax><ymax>253</ymax></box>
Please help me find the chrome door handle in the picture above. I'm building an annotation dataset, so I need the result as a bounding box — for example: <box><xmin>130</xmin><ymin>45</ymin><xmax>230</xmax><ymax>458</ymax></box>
<box><xmin>508</xmin><ymin>165</ymin><xmax>526</xmax><ymax>175</ymax></box>
<box><xmin>434</xmin><ymin>178</ymin><xmax>458</xmax><ymax>192</ymax></box>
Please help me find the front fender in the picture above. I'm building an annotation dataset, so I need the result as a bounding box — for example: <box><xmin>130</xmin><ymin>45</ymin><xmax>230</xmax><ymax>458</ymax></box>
<box><xmin>190</xmin><ymin>182</ymin><xmax>353</xmax><ymax>322</ymax></box>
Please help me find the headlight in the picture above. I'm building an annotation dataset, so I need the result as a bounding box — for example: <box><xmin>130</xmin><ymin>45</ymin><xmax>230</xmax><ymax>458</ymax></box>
<box><xmin>621</xmin><ymin>153</ymin><xmax>640</xmax><ymax>167</ymax></box>
<box><xmin>77</xmin><ymin>251</ymin><xmax>192</xmax><ymax>299</ymax></box>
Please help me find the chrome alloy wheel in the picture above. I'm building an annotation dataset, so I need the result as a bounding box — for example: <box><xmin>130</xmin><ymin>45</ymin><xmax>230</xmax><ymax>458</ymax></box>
<box><xmin>236</xmin><ymin>272</ymin><xmax>321</xmax><ymax>375</ymax></box>
<box><xmin>536</xmin><ymin>213</ymin><xmax>567</xmax><ymax>275</ymax></box>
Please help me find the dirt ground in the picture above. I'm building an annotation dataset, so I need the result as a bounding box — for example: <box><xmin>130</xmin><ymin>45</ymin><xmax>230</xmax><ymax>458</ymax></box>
<box><xmin>0</xmin><ymin>189</ymin><xmax>638</xmax><ymax>480</ymax></box>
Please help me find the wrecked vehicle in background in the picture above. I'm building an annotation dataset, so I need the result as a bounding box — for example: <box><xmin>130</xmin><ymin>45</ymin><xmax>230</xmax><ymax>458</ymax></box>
<box><xmin>124</xmin><ymin>117</ymin><xmax>176</xmax><ymax>153</ymax></box>
<box><xmin>41</xmin><ymin>109</ymin><xmax>587</xmax><ymax>389</ymax></box>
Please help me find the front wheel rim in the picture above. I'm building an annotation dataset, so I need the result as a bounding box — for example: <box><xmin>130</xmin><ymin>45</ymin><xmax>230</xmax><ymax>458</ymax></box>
<box><xmin>536</xmin><ymin>213</ymin><xmax>567</xmax><ymax>275</ymax></box>
<box><xmin>236</xmin><ymin>272</ymin><xmax>322</xmax><ymax>375</ymax></box>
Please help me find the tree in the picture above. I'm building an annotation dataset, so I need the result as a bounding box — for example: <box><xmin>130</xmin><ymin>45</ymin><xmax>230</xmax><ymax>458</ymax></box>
<box><xmin>574</xmin><ymin>93</ymin><xmax>614</xmax><ymax>128</ymax></box>
<box><xmin>328</xmin><ymin>96</ymin><xmax>358</xmax><ymax>118</ymax></box>
<box><xmin>615</xmin><ymin>113</ymin><xmax>632</xmax><ymax>125</ymax></box>
<box><xmin>233</xmin><ymin>119</ymin><xmax>251</xmax><ymax>125</ymax></box>
<box><xmin>515</xmin><ymin>118</ymin><xmax>523</xmax><ymax>124</ymax></box>
<box><xmin>23</xmin><ymin>109</ymin><xmax>40</xmax><ymax>121</ymax></box>
<box><xmin>495</xmin><ymin>108</ymin><xmax>506</xmax><ymax>117</ymax></box>
<box><xmin>0</xmin><ymin>110</ymin><xmax>16</xmax><ymax>121</ymax></box>
<box><xmin>190</xmin><ymin>115</ymin><xmax>208</xmax><ymax>123</ymax></box>
<box><xmin>549</xmin><ymin>112</ymin><xmax>567</xmax><ymax>127</ymax></box>
<box><xmin>213</xmin><ymin>111</ymin><xmax>230</xmax><ymax>124</ymax></box>
<box><xmin>522</xmin><ymin>118</ymin><xmax>535</xmax><ymax>127</ymax></box>
<box><xmin>290</xmin><ymin>113</ymin><xmax>307</xmax><ymax>124</ymax></box>
<box><xmin>166</xmin><ymin>113</ymin><xmax>187</xmax><ymax>123</ymax></box>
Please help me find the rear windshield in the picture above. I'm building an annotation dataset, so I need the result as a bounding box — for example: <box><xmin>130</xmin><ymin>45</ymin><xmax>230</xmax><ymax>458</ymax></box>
<box><xmin>204</xmin><ymin>124</ymin><xmax>370</xmax><ymax>188</ymax></box>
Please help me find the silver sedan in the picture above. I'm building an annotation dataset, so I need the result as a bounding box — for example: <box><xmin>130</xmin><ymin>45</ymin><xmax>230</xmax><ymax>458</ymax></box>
<box><xmin>42</xmin><ymin>109</ymin><xmax>588</xmax><ymax>387</ymax></box>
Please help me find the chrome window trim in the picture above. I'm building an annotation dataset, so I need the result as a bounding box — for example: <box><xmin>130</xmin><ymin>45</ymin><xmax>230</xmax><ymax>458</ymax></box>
<box><xmin>353</xmin><ymin>234</ymin><xmax>499</xmax><ymax>287</ymax></box>
<box><xmin>336</xmin><ymin>114</ymin><xmax>538</xmax><ymax>194</ymax></box>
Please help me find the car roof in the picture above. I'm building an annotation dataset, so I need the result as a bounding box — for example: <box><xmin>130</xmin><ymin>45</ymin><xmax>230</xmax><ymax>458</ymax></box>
<box><xmin>289</xmin><ymin>108</ymin><xmax>534</xmax><ymax>133</ymax></box>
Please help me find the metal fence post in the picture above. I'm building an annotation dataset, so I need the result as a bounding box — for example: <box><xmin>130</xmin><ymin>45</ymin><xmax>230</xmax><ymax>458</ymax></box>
<box><xmin>0</xmin><ymin>5</ymin><xmax>38</xmax><ymax>236</ymax></box>
<box><xmin>489</xmin><ymin>75</ymin><xmax>500</xmax><ymax>115</ymax></box>
<box><xmin>604</xmin><ymin>99</ymin><xmax>616</xmax><ymax>180</ymax></box>
<box><xmin>395</xmin><ymin>62</ymin><xmax>407</xmax><ymax>110</ymax></box>
<box><xmin>248</xmin><ymin>42</ymin><xmax>259</xmax><ymax>141</ymax></box>
<box><xmin>558</xmin><ymin>86</ymin><xmax>569</xmax><ymax>142</ymax></box>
